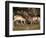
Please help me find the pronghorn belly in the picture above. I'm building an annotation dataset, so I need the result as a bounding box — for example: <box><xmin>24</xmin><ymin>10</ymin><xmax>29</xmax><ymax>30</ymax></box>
<box><xmin>32</xmin><ymin>17</ymin><xmax>38</xmax><ymax>24</ymax></box>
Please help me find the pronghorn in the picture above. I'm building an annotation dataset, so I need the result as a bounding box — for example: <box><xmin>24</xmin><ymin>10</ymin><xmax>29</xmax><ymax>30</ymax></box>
<box><xmin>32</xmin><ymin>17</ymin><xmax>40</xmax><ymax>24</ymax></box>
<box><xmin>27</xmin><ymin>16</ymin><xmax>40</xmax><ymax>24</ymax></box>
<box><xmin>14</xmin><ymin>15</ymin><xmax>26</xmax><ymax>24</ymax></box>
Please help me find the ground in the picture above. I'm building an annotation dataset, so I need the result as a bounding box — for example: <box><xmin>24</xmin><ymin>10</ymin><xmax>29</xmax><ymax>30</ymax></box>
<box><xmin>13</xmin><ymin>23</ymin><xmax>40</xmax><ymax>31</ymax></box>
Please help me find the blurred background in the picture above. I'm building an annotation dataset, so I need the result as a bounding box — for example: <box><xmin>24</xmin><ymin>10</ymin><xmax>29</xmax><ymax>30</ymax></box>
<box><xmin>13</xmin><ymin>7</ymin><xmax>40</xmax><ymax>31</ymax></box>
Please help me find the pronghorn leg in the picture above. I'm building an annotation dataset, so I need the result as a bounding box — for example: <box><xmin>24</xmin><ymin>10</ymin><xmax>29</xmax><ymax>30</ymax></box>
<box><xmin>21</xmin><ymin>20</ymin><xmax>24</xmax><ymax>25</ymax></box>
<box><xmin>31</xmin><ymin>20</ymin><xmax>33</xmax><ymax>25</ymax></box>
<box><xmin>16</xmin><ymin>21</ymin><xmax>19</xmax><ymax>24</ymax></box>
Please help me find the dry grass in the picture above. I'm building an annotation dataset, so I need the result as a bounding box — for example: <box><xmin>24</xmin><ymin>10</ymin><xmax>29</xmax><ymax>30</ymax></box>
<box><xmin>13</xmin><ymin>23</ymin><xmax>40</xmax><ymax>31</ymax></box>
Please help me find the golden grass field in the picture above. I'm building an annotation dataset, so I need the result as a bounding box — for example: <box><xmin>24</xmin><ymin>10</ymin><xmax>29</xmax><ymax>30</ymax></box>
<box><xmin>13</xmin><ymin>23</ymin><xmax>40</xmax><ymax>31</ymax></box>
